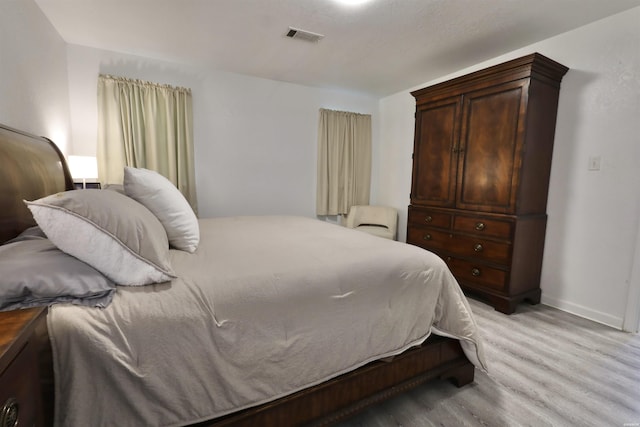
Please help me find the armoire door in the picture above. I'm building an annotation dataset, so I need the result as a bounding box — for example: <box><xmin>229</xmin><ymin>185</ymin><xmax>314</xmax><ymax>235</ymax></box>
<box><xmin>410</xmin><ymin>96</ymin><xmax>462</xmax><ymax>207</ymax></box>
<box><xmin>456</xmin><ymin>79</ymin><xmax>530</xmax><ymax>214</ymax></box>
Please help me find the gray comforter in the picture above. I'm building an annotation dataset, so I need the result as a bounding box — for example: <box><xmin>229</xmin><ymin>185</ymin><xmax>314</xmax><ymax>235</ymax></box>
<box><xmin>49</xmin><ymin>216</ymin><xmax>486</xmax><ymax>426</ymax></box>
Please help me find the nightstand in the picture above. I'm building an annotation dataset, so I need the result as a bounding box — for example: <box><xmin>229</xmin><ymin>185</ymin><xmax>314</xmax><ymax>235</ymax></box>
<box><xmin>0</xmin><ymin>307</ymin><xmax>51</xmax><ymax>427</ymax></box>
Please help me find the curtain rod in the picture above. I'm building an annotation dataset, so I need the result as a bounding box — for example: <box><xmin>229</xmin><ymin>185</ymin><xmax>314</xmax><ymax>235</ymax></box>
<box><xmin>320</xmin><ymin>108</ymin><xmax>370</xmax><ymax>117</ymax></box>
<box><xmin>99</xmin><ymin>74</ymin><xmax>191</xmax><ymax>93</ymax></box>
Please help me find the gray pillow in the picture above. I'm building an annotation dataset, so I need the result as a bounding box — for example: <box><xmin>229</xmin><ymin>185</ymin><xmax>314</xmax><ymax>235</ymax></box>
<box><xmin>0</xmin><ymin>231</ymin><xmax>115</xmax><ymax>311</ymax></box>
<box><xmin>25</xmin><ymin>190</ymin><xmax>176</xmax><ymax>286</ymax></box>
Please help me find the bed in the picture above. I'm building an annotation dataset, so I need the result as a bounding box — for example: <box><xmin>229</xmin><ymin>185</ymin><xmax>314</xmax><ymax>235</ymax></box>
<box><xmin>0</xmin><ymin>123</ymin><xmax>486</xmax><ymax>426</ymax></box>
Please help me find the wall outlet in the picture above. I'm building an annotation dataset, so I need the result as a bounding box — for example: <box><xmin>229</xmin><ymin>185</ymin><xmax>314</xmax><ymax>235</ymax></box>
<box><xmin>588</xmin><ymin>155</ymin><xmax>601</xmax><ymax>171</ymax></box>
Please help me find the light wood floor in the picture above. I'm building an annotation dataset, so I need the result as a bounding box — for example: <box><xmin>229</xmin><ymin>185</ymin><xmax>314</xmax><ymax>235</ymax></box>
<box><xmin>335</xmin><ymin>298</ymin><xmax>640</xmax><ymax>427</ymax></box>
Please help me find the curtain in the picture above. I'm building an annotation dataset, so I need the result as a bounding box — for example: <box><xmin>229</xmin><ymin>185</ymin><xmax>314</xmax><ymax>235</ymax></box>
<box><xmin>97</xmin><ymin>74</ymin><xmax>198</xmax><ymax>213</ymax></box>
<box><xmin>316</xmin><ymin>108</ymin><xmax>371</xmax><ymax>216</ymax></box>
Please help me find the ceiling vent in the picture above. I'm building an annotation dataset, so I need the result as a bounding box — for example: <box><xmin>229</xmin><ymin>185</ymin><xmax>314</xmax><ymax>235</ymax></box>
<box><xmin>286</xmin><ymin>27</ymin><xmax>324</xmax><ymax>43</ymax></box>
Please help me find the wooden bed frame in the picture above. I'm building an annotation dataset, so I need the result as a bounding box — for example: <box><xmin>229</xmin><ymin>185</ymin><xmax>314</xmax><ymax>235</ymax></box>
<box><xmin>0</xmin><ymin>123</ymin><xmax>475</xmax><ymax>426</ymax></box>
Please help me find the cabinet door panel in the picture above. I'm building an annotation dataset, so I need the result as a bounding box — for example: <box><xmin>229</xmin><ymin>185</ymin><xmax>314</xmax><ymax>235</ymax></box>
<box><xmin>457</xmin><ymin>81</ymin><xmax>528</xmax><ymax>213</ymax></box>
<box><xmin>411</xmin><ymin>97</ymin><xmax>461</xmax><ymax>207</ymax></box>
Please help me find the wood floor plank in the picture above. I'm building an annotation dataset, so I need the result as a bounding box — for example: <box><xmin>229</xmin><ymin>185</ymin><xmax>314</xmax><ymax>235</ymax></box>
<box><xmin>334</xmin><ymin>299</ymin><xmax>640</xmax><ymax>427</ymax></box>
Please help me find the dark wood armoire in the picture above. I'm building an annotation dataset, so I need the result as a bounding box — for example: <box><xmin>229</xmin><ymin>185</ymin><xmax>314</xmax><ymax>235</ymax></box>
<box><xmin>407</xmin><ymin>53</ymin><xmax>568</xmax><ymax>314</ymax></box>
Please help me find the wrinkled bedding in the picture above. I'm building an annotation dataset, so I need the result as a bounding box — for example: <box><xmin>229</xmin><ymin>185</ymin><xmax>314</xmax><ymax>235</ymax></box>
<box><xmin>49</xmin><ymin>216</ymin><xmax>486</xmax><ymax>427</ymax></box>
<box><xmin>0</xmin><ymin>227</ymin><xmax>115</xmax><ymax>311</ymax></box>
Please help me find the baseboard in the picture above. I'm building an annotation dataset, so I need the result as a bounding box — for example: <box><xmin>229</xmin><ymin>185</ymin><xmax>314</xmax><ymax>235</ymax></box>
<box><xmin>541</xmin><ymin>295</ymin><xmax>624</xmax><ymax>330</ymax></box>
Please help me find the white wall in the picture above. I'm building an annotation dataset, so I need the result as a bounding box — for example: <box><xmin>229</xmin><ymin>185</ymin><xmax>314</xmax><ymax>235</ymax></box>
<box><xmin>66</xmin><ymin>45</ymin><xmax>378</xmax><ymax>219</ymax></box>
<box><xmin>0</xmin><ymin>0</ymin><xmax>71</xmax><ymax>153</ymax></box>
<box><xmin>375</xmin><ymin>7</ymin><xmax>640</xmax><ymax>329</ymax></box>
<box><xmin>196</xmin><ymin>71</ymin><xmax>379</xmax><ymax>218</ymax></box>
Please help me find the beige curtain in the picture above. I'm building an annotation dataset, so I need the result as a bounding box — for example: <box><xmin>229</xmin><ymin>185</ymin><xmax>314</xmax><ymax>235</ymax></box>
<box><xmin>316</xmin><ymin>108</ymin><xmax>371</xmax><ymax>216</ymax></box>
<box><xmin>97</xmin><ymin>74</ymin><xmax>198</xmax><ymax>213</ymax></box>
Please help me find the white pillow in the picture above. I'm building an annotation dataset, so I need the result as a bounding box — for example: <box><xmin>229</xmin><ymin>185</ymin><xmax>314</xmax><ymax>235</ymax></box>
<box><xmin>123</xmin><ymin>167</ymin><xmax>200</xmax><ymax>253</ymax></box>
<box><xmin>25</xmin><ymin>190</ymin><xmax>176</xmax><ymax>286</ymax></box>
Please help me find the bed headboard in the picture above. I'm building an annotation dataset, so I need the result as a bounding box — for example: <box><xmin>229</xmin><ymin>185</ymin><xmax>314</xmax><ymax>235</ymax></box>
<box><xmin>0</xmin><ymin>123</ymin><xmax>73</xmax><ymax>243</ymax></box>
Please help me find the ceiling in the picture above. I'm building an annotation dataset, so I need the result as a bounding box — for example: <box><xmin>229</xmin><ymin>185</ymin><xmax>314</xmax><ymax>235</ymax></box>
<box><xmin>35</xmin><ymin>0</ymin><xmax>640</xmax><ymax>97</ymax></box>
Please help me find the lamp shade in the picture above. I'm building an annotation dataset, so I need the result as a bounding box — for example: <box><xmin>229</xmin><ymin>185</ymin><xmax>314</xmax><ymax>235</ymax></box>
<box><xmin>67</xmin><ymin>156</ymin><xmax>98</xmax><ymax>180</ymax></box>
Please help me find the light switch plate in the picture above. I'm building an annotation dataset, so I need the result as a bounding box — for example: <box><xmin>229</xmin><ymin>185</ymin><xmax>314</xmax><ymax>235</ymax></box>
<box><xmin>588</xmin><ymin>156</ymin><xmax>601</xmax><ymax>171</ymax></box>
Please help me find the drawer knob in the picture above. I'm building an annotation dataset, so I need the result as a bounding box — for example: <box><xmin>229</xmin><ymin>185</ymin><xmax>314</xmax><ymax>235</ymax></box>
<box><xmin>473</xmin><ymin>243</ymin><xmax>484</xmax><ymax>252</ymax></box>
<box><xmin>475</xmin><ymin>222</ymin><xmax>485</xmax><ymax>231</ymax></box>
<box><xmin>0</xmin><ymin>397</ymin><xmax>18</xmax><ymax>427</ymax></box>
<box><xmin>471</xmin><ymin>268</ymin><xmax>481</xmax><ymax>277</ymax></box>
<box><xmin>423</xmin><ymin>234</ymin><xmax>432</xmax><ymax>240</ymax></box>
<box><xmin>425</xmin><ymin>216</ymin><xmax>433</xmax><ymax>223</ymax></box>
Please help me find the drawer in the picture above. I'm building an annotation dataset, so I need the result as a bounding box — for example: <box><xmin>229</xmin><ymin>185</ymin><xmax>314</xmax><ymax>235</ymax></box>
<box><xmin>453</xmin><ymin>215</ymin><xmax>513</xmax><ymax>239</ymax></box>
<box><xmin>0</xmin><ymin>341</ymin><xmax>40</xmax><ymax>427</ymax></box>
<box><xmin>407</xmin><ymin>227</ymin><xmax>452</xmax><ymax>252</ymax></box>
<box><xmin>408</xmin><ymin>207</ymin><xmax>451</xmax><ymax>229</ymax></box>
<box><xmin>444</xmin><ymin>257</ymin><xmax>508</xmax><ymax>291</ymax></box>
<box><xmin>407</xmin><ymin>227</ymin><xmax>511</xmax><ymax>264</ymax></box>
<box><xmin>446</xmin><ymin>234</ymin><xmax>511</xmax><ymax>264</ymax></box>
